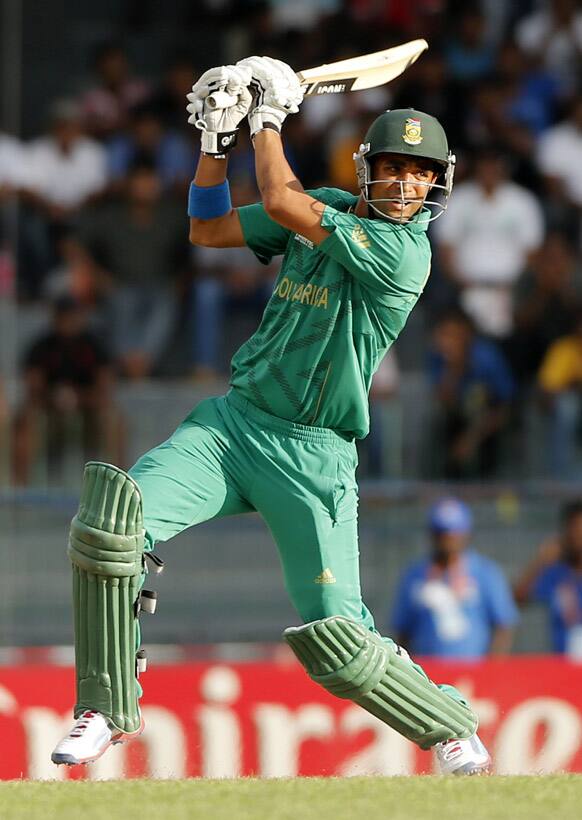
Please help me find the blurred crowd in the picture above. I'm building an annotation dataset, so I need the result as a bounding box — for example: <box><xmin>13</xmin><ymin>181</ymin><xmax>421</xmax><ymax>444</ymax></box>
<box><xmin>387</xmin><ymin>495</ymin><xmax>582</xmax><ymax>660</ymax></box>
<box><xmin>2</xmin><ymin>0</ymin><xmax>582</xmax><ymax>484</ymax></box>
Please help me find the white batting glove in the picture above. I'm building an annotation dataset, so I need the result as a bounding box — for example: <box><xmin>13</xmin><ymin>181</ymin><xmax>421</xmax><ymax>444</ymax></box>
<box><xmin>236</xmin><ymin>56</ymin><xmax>304</xmax><ymax>138</ymax></box>
<box><xmin>186</xmin><ymin>65</ymin><xmax>252</xmax><ymax>156</ymax></box>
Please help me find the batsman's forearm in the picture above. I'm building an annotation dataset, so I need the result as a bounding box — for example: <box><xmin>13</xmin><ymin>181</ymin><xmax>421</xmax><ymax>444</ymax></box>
<box><xmin>189</xmin><ymin>153</ymin><xmax>246</xmax><ymax>248</ymax></box>
<box><xmin>253</xmin><ymin>128</ymin><xmax>327</xmax><ymax>242</ymax></box>
<box><xmin>194</xmin><ymin>153</ymin><xmax>229</xmax><ymax>187</ymax></box>
<box><xmin>253</xmin><ymin>129</ymin><xmax>304</xmax><ymax>207</ymax></box>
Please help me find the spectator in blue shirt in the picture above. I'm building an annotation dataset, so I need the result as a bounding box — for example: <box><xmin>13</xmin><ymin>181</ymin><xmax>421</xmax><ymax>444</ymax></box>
<box><xmin>497</xmin><ymin>40</ymin><xmax>559</xmax><ymax>138</ymax></box>
<box><xmin>427</xmin><ymin>309</ymin><xmax>516</xmax><ymax>479</ymax></box>
<box><xmin>391</xmin><ymin>498</ymin><xmax>519</xmax><ymax>659</ymax></box>
<box><xmin>515</xmin><ymin>501</ymin><xmax>582</xmax><ymax>656</ymax></box>
<box><xmin>444</xmin><ymin>9</ymin><xmax>496</xmax><ymax>83</ymax></box>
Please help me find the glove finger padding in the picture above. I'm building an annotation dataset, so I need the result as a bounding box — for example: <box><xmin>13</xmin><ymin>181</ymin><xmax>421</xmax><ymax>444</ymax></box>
<box><xmin>189</xmin><ymin>65</ymin><xmax>249</xmax><ymax>99</ymax></box>
<box><xmin>187</xmin><ymin>64</ymin><xmax>252</xmax><ymax>154</ymax></box>
<box><xmin>186</xmin><ymin>83</ymin><xmax>252</xmax><ymax>125</ymax></box>
<box><xmin>260</xmin><ymin>56</ymin><xmax>304</xmax><ymax>110</ymax></box>
<box><xmin>237</xmin><ymin>55</ymin><xmax>304</xmax><ymax>136</ymax></box>
<box><xmin>238</xmin><ymin>55</ymin><xmax>302</xmax><ymax>105</ymax></box>
<box><xmin>187</xmin><ymin>64</ymin><xmax>252</xmax><ymax>121</ymax></box>
<box><xmin>195</xmin><ymin>91</ymin><xmax>252</xmax><ymax>135</ymax></box>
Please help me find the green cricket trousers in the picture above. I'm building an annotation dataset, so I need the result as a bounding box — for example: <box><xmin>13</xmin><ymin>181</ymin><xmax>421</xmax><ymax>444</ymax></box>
<box><xmin>130</xmin><ymin>389</ymin><xmax>372</xmax><ymax>627</ymax></box>
<box><xmin>130</xmin><ymin>388</ymin><xmax>467</xmax><ymax>709</ymax></box>
<box><xmin>67</xmin><ymin>388</ymin><xmax>472</xmax><ymax>742</ymax></box>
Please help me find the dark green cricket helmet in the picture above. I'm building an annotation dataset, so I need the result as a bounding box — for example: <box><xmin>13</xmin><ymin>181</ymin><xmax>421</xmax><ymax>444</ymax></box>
<box><xmin>364</xmin><ymin>108</ymin><xmax>450</xmax><ymax>166</ymax></box>
<box><xmin>353</xmin><ymin>108</ymin><xmax>456</xmax><ymax>223</ymax></box>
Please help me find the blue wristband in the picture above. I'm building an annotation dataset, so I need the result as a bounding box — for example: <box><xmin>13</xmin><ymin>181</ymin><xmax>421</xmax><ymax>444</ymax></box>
<box><xmin>187</xmin><ymin>180</ymin><xmax>232</xmax><ymax>219</ymax></box>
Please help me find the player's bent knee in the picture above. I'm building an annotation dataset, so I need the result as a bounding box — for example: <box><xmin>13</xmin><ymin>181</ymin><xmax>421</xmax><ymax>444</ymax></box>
<box><xmin>69</xmin><ymin>462</ymin><xmax>152</xmax><ymax>734</ymax></box>
<box><xmin>69</xmin><ymin>463</ymin><xmax>144</xmax><ymax>578</ymax></box>
<box><xmin>284</xmin><ymin>615</ymin><xmax>477</xmax><ymax>749</ymax></box>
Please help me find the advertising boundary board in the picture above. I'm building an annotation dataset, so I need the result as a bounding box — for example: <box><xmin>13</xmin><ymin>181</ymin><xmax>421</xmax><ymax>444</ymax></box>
<box><xmin>0</xmin><ymin>656</ymin><xmax>580</xmax><ymax>779</ymax></box>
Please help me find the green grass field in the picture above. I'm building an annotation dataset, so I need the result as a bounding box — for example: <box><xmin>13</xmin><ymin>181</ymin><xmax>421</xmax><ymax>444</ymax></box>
<box><xmin>1</xmin><ymin>776</ymin><xmax>580</xmax><ymax>820</ymax></box>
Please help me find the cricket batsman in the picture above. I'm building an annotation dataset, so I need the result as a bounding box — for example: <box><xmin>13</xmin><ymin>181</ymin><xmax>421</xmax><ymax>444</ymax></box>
<box><xmin>52</xmin><ymin>56</ymin><xmax>491</xmax><ymax>775</ymax></box>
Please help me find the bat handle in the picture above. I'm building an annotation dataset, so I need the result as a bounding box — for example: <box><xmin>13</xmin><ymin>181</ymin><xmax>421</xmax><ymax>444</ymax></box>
<box><xmin>206</xmin><ymin>90</ymin><xmax>238</xmax><ymax>109</ymax></box>
<box><xmin>206</xmin><ymin>74</ymin><xmax>309</xmax><ymax>108</ymax></box>
<box><xmin>207</xmin><ymin>79</ymin><xmax>307</xmax><ymax>108</ymax></box>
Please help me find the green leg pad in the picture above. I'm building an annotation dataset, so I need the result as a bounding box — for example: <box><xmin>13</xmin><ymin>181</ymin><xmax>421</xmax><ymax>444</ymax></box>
<box><xmin>284</xmin><ymin>616</ymin><xmax>477</xmax><ymax>750</ymax></box>
<box><xmin>68</xmin><ymin>462</ymin><xmax>145</xmax><ymax>734</ymax></box>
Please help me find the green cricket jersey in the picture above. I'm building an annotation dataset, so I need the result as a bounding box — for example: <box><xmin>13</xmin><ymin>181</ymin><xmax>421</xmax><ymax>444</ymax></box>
<box><xmin>231</xmin><ymin>187</ymin><xmax>431</xmax><ymax>439</ymax></box>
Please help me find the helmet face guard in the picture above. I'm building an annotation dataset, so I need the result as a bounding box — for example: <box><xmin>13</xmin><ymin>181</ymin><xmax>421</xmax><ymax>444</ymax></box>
<box><xmin>354</xmin><ymin>142</ymin><xmax>456</xmax><ymax>225</ymax></box>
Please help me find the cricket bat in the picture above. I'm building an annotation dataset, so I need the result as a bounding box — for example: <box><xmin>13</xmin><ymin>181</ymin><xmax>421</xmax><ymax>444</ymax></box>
<box><xmin>206</xmin><ymin>39</ymin><xmax>428</xmax><ymax>109</ymax></box>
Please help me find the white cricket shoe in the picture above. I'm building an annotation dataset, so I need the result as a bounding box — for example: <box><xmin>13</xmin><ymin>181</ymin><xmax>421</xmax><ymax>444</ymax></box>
<box><xmin>51</xmin><ymin>709</ymin><xmax>144</xmax><ymax>766</ymax></box>
<box><xmin>435</xmin><ymin>732</ymin><xmax>491</xmax><ymax>775</ymax></box>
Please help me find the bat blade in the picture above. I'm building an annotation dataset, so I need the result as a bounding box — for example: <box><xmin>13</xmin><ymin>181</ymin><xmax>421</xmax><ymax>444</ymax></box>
<box><xmin>205</xmin><ymin>39</ymin><xmax>428</xmax><ymax>108</ymax></box>
<box><xmin>299</xmin><ymin>39</ymin><xmax>428</xmax><ymax>96</ymax></box>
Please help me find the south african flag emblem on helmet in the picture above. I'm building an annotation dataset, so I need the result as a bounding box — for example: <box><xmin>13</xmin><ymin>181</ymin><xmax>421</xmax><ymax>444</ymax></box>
<box><xmin>403</xmin><ymin>117</ymin><xmax>423</xmax><ymax>145</ymax></box>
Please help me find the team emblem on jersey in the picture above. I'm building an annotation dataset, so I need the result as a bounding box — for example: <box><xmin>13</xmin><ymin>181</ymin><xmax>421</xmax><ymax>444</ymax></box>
<box><xmin>403</xmin><ymin>117</ymin><xmax>423</xmax><ymax>145</ymax></box>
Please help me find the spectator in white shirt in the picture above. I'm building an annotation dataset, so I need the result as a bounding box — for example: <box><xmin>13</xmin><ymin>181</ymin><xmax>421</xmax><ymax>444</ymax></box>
<box><xmin>20</xmin><ymin>99</ymin><xmax>108</xmax><ymax>293</ymax></box>
<box><xmin>536</xmin><ymin>97</ymin><xmax>582</xmax><ymax>241</ymax></box>
<box><xmin>0</xmin><ymin>132</ymin><xmax>32</xmax><ymax>196</ymax></box>
<box><xmin>25</xmin><ymin>98</ymin><xmax>108</xmax><ymax>216</ymax></box>
<box><xmin>1</xmin><ymin>133</ymin><xmax>44</xmax><ymax>299</ymax></box>
<box><xmin>435</xmin><ymin>147</ymin><xmax>544</xmax><ymax>340</ymax></box>
<box><xmin>515</xmin><ymin>0</ymin><xmax>582</xmax><ymax>96</ymax></box>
